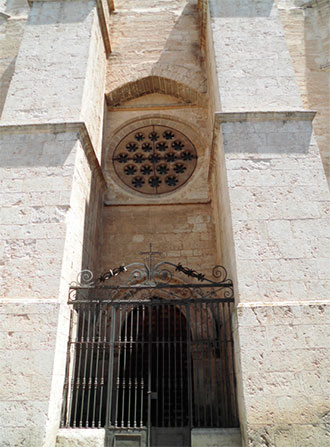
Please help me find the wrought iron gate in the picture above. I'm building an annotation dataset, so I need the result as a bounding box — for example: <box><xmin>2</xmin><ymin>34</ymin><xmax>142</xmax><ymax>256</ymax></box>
<box><xmin>60</xmin><ymin>252</ymin><xmax>238</xmax><ymax>446</ymax></box>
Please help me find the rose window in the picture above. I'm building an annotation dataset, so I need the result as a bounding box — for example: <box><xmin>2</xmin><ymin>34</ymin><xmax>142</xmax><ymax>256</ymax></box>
<box><xmin>112</xmin><ymin>125</ymin><xmax>197</xmax><ymax>194</ymax></box>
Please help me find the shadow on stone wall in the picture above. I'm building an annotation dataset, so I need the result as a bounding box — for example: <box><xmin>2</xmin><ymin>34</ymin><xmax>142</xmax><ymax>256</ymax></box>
<box><xmin>0</xmin><ymin>57</ymin><xmax>17</xmax><ymax>118</ymax></box>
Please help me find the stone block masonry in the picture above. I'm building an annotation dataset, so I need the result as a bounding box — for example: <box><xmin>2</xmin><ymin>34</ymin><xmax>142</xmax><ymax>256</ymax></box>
<box><xmin>220</xmin><ymin>113</ymin><xmax>330</xmax><ymax>303</ymax></box>
<box><xmin>0</xmin><ymin>0</ymin><xmax>329</xmax><ymax>446</ymax></box>
<box><xmin>234</xmin><ymin>302</ymin><xmax>330</xmax><ymax>446</ymax></box>
<box><xmin>217</xmin><ymin>113</ymin><xmax>330</xmax><ymax>304</ymax></box>
<box><xmin>100</xmin><ymin>202</ymin><xmax>218</xmax><ymax>276</ymax></box>
<box><xmin>0</xmin><ymin>0</ymin><xmax>108</xmax><ymax>442</ymax></box>
<box><xmin>0</xmin><ymin>301</ymin><xmax>61</xmax><ymax>447</ymax></box>
<box><xmin>217</xmin><ymin>111</ymin><xmax>330</xmax><ymax>446</ymax></box>
<box><xmin>107</xmin><ymin>0</ymin><xmax>207</xmax><ymax>100</ymax></box>
<box><xmin>210</xmin><ymin>2</ymin><xmax>330</xmax><ymax>445</ymax></box>
<box><xmin>1</xmin><ymin>0</ymin><xmax>108</xmax><ymax>159</ymax></box>
<box><xmin>0</xmin><ymin>128</ymin><xmax>77</xmax><ymax>299</ymax></box>
<box><xmin>0</xmin><ymin>123</ymin><xmax>105</xmax><ymax>446</ymax></box>
<box><xmin>277</xmin><ymin>0</ymin><xmax>330</xmax><ymax>186</ymax></box>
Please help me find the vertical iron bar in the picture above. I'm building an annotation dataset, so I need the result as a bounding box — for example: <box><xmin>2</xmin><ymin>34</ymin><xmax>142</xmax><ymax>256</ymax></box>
<box><xmin>60</xmin><ymin>307</ymin><xmax>74</xmax><ymax>427</ymax></box>
<box><xmin>73</xmin><ymin>304</ymin><xmax>85</xmax><ymax>428</ymax></box>
<box><xmin>133</xmin><ymin>306</ymin><xmax>140</xmax><ymax>428</ymax></box>
<box><xmin>167</xmin><ymin>303</ymin><xmax>171</xmax><ymax>427</ymax></box>
<box><xmin>205</xmin><ymin>302</ymin><xmax>213</xmax><ymax>427</ymax></box>
<box><xmin>221</xmin><ymin>302</ymin><xmax>230</xmax><ymax>427</ymax></box>
<box><xmin>199</xmin><ymin>300</ymin><xmax>207</xmax><ymax>426</ymax></box>
<box><xmin>162</xmin><ymin>301</ymin><xmax>165</xmax><ymax>427</ymax></box>
<box><xmin>173</xmin><ymin>303</ymin><xmax>177</xmax><ymax>427</ymax></box>
<box><xmin>147</xmin><ymin>304</ymin><xmax>152</xmax><ymax>447</ymax></box>
<box><xmin>178</xmin><ymin>303</ymin><xmax>184</xmax><ymax>428</ymax></box>
<box><xmin>106</xmin><ymin>305</ymin><xmax>116</xmax><ymax>427</ymax></box>
<box><xmin>98</xmin><ymin>304</ymin><xmax>107</xmax><ymax>427</ymax></box>
<box><xmin>67</xmin><ymin>307</ymin><xmax>78</xmax><ymax>427</ymax></box>
<box><xmin>92</xmin><ymin>304</ymin><xmax>101</xmax><ymax>427</ymax></box>
<box><xmin>121</xmin><ymin>304</ymin><xmax>129</xmax><ymax>427</ymax></box>
<box><xmin>156</xmin><ymin>303</ymin><xmax>160</xmax><ymax>426</ymax></box>
<box><xmin>140</xmin><ymin>304</ymin><xmax>145</xmax><ymax>427</ymax></box>
<box><xmin>79</xmin><ymin>305</ymin><xmax>91</xmax><ymax>427</ymax></box>
<box><xmin>210</xmin><ymin>301</ymin><xmax>220</xmax><ymax>427</ymax></box>
<box><xmin>115</xmin><ymin>305</ymin><xmax>123</xmax><ymax>427</ymax></box>
<box><xmin>227</xmin><ymin>301</ymin><xmax>237</xmax><ymax>426</ymax></box>
<box><xmin>216</xmin><ymin>300</ymin><xmax>227</xmax><ymax>426</ymax></box>
<box><xmin>127</xmin><ymin>305</ymin><xmax>134</xmax><ymax>428</ymax></box>
<box><xmin>86</xmin><ymin>304</ymin><xmax>96</xmax><ymax>427</ymax></box>
<box><xmin>186</xmin><ymin>302</ymin><xmax>193</xmax><ymax>430</ymax></box>
<box><xmin>193</xmin><ymin>300</ymin><xmax>200</xmax><ymax>427</ymax></box>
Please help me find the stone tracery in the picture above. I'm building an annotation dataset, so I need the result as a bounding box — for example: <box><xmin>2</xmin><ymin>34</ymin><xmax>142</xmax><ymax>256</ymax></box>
<box><xmin>112</xmin><ymin>125</ymin><xmax>197</xmax><ymax>194</ymax></box>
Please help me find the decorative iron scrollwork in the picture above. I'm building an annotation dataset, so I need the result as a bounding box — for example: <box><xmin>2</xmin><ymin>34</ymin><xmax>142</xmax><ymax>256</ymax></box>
<box><xmin>212</xmin><ymin>265</ymin><xmax>229</xmax><ymax>283</ymax></box>
<box><xmin>72</xmin><ymin>260</ymin><xmax>232</xmax><ymax>289</ymax></box>
<box><xmin>76</xmin><ymin>269</ymin><xmax>94</xmax><ymax>286</ymax></box>
<box><xmin>175</xmin><ymin>263</ymin><xmax>205</xmax><ymax>282</ymax></box>
<box><xmin>98</xmin><ymin>265</ymin><xmax>127</xmax><ymax>282</ymax></box>
<box><xmin>70</xmin><ymin>245</ymin><xmax>234</xmax><ymax>303</ymax></box>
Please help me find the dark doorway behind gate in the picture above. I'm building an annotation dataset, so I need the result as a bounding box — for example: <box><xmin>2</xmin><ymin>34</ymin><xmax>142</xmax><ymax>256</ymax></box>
<box><xmin>61</xmin><ymin>297</ymin><xmax>238</xmax><ymax>442</ymax></box>
<box><xmin>116</xmin><ymin>303</ymin><xmax>191</xmax><ymax>446</ymax></box>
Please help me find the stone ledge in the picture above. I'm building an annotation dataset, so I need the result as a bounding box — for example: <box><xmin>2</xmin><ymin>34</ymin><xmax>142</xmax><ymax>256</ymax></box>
<box><xmin>0</xmin><ymin>11</ymin><xmax>10</xmax><ymax>19</ymax></box>
<box><xmin>95</xmin><ymin>0</ymin><xmax>111</xmax><ymax>57</ymax></box>
<box><xmin>0</xmin><ymin>121</ymin><xmax>107</xmax><ymax>191</ymax></box>
<box><xmin>216</xmin><ymin>110</ymin><xmax>316</xmax><ymax>123</ymax></box>
<box><xmin>237</xmin><ymin>299</ymin><xmax>330</xmax><ymax>309</ymax></box>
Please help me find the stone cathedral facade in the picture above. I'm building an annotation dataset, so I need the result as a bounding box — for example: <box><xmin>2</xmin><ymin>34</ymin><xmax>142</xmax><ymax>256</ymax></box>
<box><xmin>0</xmin><ymin>0</ymin><xmax>329</xmax><ymax>446</ymax></box>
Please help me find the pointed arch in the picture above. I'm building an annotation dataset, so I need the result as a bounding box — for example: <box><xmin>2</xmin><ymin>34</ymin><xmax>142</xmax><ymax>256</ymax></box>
<box><xmin>106</xmin><ymin>76</ymin><xmax>208</xmax><ymax>107</ymax></box>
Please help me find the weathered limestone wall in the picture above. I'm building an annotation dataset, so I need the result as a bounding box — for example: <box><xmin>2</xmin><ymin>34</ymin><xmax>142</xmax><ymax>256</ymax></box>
<box><xmin>0</xmin><ymin>127</ymin><xmax>76</xmax><ymax>300</ymax></box>
<box><xmin>210</xmin><ymin>126</ymin><xmax>238</xmax><ymax>289</ymax></box>
<box><xmin>221</xmin><ymin>114</ymin><xmax>329</xmax><ymax>303</ymax></box>
<box><xmin>210</xmin><ymin>1</ymin><xmax>330</xmax><ymax>445</ymax></box>
<box><xmin>100</xmin><ymin>202</ymin><xmax>217</xmax><ymax>275</ymax></box>
<box><xmin>46</xmin><ymin>131</ymin><xmax>104</xmax><ymax>447</ymax></box>
<box><xmin>276</xmin><ymin>0</ymin><xmax>330</xmax><ymax>185</ymax></box>
<box><xmin>0</xmin><ymin>300</ymin><xmax>61</xmax><ymax>447</ymax></box>
<box><xmin>1</xmin><ymin>0</ymin><xmax>107</xmax><ymax>159</ymax></box>
<box><xmin>234</xmin><ymin>301</ymin><xmax>330</xmax><ymax>446</ymax></box>
<box><xmin>102</xmin><ymin>0</ymin><xmax>218</xmax><ymax>272</ymax></box>
<box><xmin>0</xmin><ymin>1</ymin><xmax>108</xmax><ymax>445</ymax></box>
<box><xmin>0</xmin><ymin>0</ymin><xmax>29</xmax><ymax>116</ymax></box>
<box><xmin>107</xmin><ymin>0</ymin><xmax>206</xmax><ymax>101</ymax></box>
<box><xmin>221</xmin><ymin>115</ymin><xmax>330</xmax><ymax>446</ymax></box>
<box><xmin>0</xmin><ymin>125</ymin><xmax>104</xmax><ymax>446</ymax></box>
<box><xmin>210</xmin><ymin>0</ymin><xmax>303</xmax><ymax>111</ymax></box>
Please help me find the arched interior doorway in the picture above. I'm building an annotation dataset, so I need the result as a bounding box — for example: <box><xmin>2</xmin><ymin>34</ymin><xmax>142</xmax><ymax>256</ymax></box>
<box><xmin>117</xmin><ymin>302</ymin><xmax>190</xmax><ymax>431</ymax></box>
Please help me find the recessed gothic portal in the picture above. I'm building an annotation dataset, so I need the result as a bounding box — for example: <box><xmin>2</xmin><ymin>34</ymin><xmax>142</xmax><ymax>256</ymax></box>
<box><xmin>112</xmin><ymin>125</ymin><xmax>197</xmax><ymax>194</ymax></box>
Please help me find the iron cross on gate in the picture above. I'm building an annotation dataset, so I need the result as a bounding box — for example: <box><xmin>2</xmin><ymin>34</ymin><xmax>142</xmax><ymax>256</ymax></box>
<box><xmin>140</xmin><ymin>243</ymin><xmax>162</xmax><ymax>275</ymax></box>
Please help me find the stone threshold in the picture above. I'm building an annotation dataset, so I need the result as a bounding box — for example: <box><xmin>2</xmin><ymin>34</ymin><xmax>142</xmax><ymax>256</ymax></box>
<box><xmin>191</xmin><ymin>428</ymin><xmax>242</xmax><ymax>447</ymax></box>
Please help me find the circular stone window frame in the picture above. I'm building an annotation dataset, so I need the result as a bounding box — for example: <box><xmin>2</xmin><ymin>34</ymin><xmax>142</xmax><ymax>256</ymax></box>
<box><xmin>105</xmin><ymin>116</ymin><xmax>206</xmax><ymax>201</ymax></box>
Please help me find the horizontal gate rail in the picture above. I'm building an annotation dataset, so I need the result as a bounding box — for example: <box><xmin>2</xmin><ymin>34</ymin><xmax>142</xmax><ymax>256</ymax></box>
<box><xmin>67</xmin><ymin>297</ymin><xmax>235</xmax><ymax>304</ymax></box>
